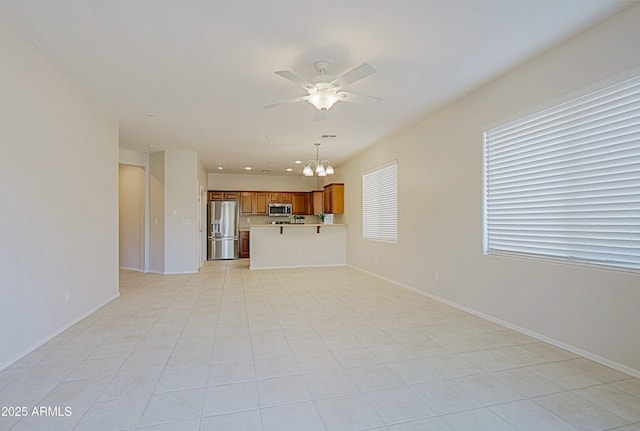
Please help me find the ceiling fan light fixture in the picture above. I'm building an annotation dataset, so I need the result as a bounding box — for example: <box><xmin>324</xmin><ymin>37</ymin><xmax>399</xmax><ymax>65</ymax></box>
<box><xmin>265</xmin><ymin>62</ymin><xmax>379</xmax><ymax>114</ymax></box>
<box><xmin>308</xmin><ymin>92</ymin><xmax>339</xmax><ymax>111</ymax></box>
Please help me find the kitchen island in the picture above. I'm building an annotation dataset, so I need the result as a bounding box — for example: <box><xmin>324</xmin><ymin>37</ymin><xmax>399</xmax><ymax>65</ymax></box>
<box><xmin>249</xmin><ymin>224</ymin><xmax>347</xmax><ymax>269</ymax></box>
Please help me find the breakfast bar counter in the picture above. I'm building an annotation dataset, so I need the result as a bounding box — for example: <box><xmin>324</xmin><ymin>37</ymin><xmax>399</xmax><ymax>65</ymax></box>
<box><xmin>249</xmin><ymin>224</ymin><xmax>347</xmax><ymax>269</ymax></box>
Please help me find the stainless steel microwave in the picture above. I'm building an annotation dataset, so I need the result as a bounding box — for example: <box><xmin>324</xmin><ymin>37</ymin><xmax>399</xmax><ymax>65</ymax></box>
<box><xmin>268</xmin><ymin>203</ymin><xmax>292</xmax><ymax>217</ymax></box>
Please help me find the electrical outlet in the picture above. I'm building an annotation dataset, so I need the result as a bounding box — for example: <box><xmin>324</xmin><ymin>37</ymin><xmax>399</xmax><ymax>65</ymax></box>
<box><xmin>434</xmin><ymin>272</ymin><xmax>440</xmax><ymax>281</ymax></box>
<box><xmin>65</xmin><ymin>291</ymin><xmax>70</xmax><ymax>303</ymax></box>
<box><xmin>374</xmin><ymin>256</ymin><xmax>379</xmax><ymax>263</ymax></box>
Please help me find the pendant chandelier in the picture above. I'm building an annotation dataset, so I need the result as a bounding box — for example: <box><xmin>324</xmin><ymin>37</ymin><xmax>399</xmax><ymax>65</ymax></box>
<box><xmin>303</xmin><ymin>143</ymin><xmax>334</xmax><ymax>177</ymax></box>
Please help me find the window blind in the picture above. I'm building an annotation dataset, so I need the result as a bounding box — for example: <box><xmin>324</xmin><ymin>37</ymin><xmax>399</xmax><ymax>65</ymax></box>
<box><xmin>484</xmin><ymin>73</ymin><xmax>640</xmax><ymax>271</ymax></box>
<box><xmin>363</xmin><ymin>161</ymin><xmax>398</xmax><ymax>242</ymax></box>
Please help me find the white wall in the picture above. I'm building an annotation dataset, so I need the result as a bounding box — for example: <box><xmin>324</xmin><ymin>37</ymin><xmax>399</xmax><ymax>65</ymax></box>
<box><xmin>197</xmin><ymin>156</ymin><xmax>208</xmax><ymax>269</ymax></box>
<box><xmin>209</xmin><ymin>173</ymin><xmax>319</xmax><ymax>191</ymax></box>
<box><xmin>149</xmin><ymin>152</ymin><xmax>165</xmax><ymax>273</ymax></box>
<box><xmin>147</xmin><ymin>150</ymin><xmax>201</xmax><ymax>274</ymax></box>
<box><xmin>119</xmin><ymin>148</ymin><xmax>150</xmax><ymax>272</ymax></box>
<box><xmin>119</xmin><ymin>164</ymin><xmax>145</xmax><ymax>271</ymax></box>
<box><xmin>0</xmin><ymin>19</ymin><xmax>119</xmax><ymax>369</ymax></box>
<box><xmin>341</xmin><ymin>4</ymin><xmax>640</xmax><ymax>375</ymax></box>
<box><xmin>164</xmin><ymin>151</ymin><xmax>200</xmax><ymax>274</ymax></box>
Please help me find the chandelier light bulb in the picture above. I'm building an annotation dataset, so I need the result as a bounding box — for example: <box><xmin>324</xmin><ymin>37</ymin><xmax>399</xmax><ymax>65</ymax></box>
<box><xmin>303</xmin><ymin>165</ymin><xmax>313</xmax><ymax>176</ymax></box>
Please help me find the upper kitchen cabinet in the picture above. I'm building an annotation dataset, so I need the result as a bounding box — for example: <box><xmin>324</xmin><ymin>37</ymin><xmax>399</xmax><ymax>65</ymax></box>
<box><xmin>312</xmin><ymin>191</ymin><xmax>324</xmax><ymax>215</ymax></box>
<box><xmin>268</xmin><ymin>192</ymin><xmax>291</xmax><ymax>203</ymax></box>
<box><xmin>209</xmin><ymin>191</ymin><xmax>239</xmax><ymax>201</ymax></box>
<box><xmin>224</xmin><ymin>192</ymin><xmax>239</xmax><ymax>200</ymax></box>
<box><xmin>240</xmin><ymin>192</ymin><xmax>254</xmax><ymax>214</ymax></box>
<box><xmin>323</xmin><ymin>183</ymin><xmax>344</xmax><ymax>214</ymax></box>
<box><xmin>255</xmin><ymin>192</ymin><xmax>268</xmax><ymax>215</ymax></box>
<box><xmin>208</xmin><ymin>191</ymin><xmax>224</xmax><ymax>201</ymax></box>
<box><xmin>292</xmin><ymin>193</ymin><xmax>311</xmax><ymax>215</ymax></box>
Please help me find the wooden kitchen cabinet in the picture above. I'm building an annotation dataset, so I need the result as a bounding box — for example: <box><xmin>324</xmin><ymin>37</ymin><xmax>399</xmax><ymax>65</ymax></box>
<box><xmin>239</xmin><ymin>231</ymin><xmax>250</xmax><ymax>258</ymax></box>
<box><xmin>208</xmin><ymin>191</ymin><xmax>224</xmax><ymax>201</ymax></box>
<box><xmin>292</xmin><ymin>192</ymin><xmax>311</xmax><ymax>215</ymax></box>
<box><xmin>268</xmin><ymin>192</ymin><xmax>291</xmax><ymax>203</ymax></box>
<box><xmin>312</xmin><ymin>191</ymin><xmax>324</xmax><ymax>215</ymax></box>
<box><xmin>224</xmin><ymin>192</ymin><xmax>239</xmax><ymax>200</ymax></box>
<box><xmin>209</xmin><ymin>191</ymin><xmax>239</xmax><ymax>201</ymax></box>
<box><xmin>255</xmin><ymin>192</ymin><xmax>269</xmax><ymax>215</ymax></box>
<box><xmin>221</xmin><ymin>188</ymin><xmax>339</xmax><ymax>215</ymax></box>
<box><xmin>240</xmin><ymin>192</ymin><xmax>254</xmax><ymax>214</ymax></box>
<box><xmin>323</xmin><ymin>183</ymin><xmax>344</xmax><ymax>214</ymax></box>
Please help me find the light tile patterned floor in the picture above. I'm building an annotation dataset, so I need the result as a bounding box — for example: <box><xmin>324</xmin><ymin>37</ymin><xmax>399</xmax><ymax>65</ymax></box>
<box><xmin>1</xmin><ymin>260</ymin><xmax>639</xmax><ymax>431</ymax></box>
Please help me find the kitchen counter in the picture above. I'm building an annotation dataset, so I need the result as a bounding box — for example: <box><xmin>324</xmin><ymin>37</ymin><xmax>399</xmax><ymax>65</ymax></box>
<box><xmin>249</xmin><ymin>224</ymin><xmax>347</xmax><ymax>269</ymax></box>
<box><xmin>252</xmin><ymin>223</ymin><xmax>345</xmax><ymax>234</ymax></box>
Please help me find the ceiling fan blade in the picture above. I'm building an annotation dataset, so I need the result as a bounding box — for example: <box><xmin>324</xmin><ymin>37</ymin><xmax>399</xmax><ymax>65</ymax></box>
<box><xmin>275</xmin><ymin>70</ymin><xmax>316</xmax><ymax>92</ymax></box>
<box><xmin>339</xmin><ymin>91</ymin><xmax>382</xmax><ymax>104</ymax></box>
<box><xmin>330</xmin><ymin>63</ymin><xmax>376</xmax><ymax>89</ymax></box>
<box><xmin>263</xmin><ymin>95</ymin><xmax>309</xmax><ymax>109</ymax></box>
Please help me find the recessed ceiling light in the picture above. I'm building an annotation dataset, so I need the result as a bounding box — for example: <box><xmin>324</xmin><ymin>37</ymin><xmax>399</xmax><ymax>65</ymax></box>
<box><xmin>286</xmin><ymin>168</ymin><xmax>293</xmax><ymax>172</ymax></box>
<box><xmin>217</xmin><ymin>166</ymin><xmax>224</xmax><ymax>170</ymax></box>
<box><xmin>294</xmin><ymin>160</ymin><xmax>302</xmax><ymax>164</ymax></box>
<box><xmin>244</xmin><ymin>166</ymin><xmax>252</xmax><ymax>171</ymax></box>
<box><xmin>148</xmin><ymin>144</ymin><xmax>155</xmax><ymax>148</ymax></box>
<box><xmin>145</xmin><ymin>113</ymin><xmax>156</xmax><ymax>117</ymax></box>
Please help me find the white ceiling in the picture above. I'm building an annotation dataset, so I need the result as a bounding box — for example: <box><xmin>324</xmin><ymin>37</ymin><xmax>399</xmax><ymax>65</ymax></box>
<box><xmin>2</xmin><ymin>0</ymin><xmax>635</xmax><ymax>175</ymax></box>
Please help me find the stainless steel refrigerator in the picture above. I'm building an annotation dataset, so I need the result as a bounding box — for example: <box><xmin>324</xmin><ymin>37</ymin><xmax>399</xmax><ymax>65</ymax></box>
<box><xmin>208</xmin><ymin>200</ymin><xmax>239</xmax><ymax>260</ymax></box>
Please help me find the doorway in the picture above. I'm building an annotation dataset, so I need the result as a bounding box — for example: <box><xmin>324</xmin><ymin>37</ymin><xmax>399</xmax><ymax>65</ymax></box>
<box><xmin>119</xmin><ymin>164</ymin><xmax>145</xmax><ymax>271</ymax></box>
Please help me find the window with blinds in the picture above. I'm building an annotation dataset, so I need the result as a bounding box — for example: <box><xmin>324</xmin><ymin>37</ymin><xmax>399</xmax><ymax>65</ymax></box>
<box><xmin>483</xmin><ymin>73</ymin><xmax>640</xmax><ymax>271</ymax></box>
<box><xmin>363</xmin><ymin>161</ymin><xmax>398</xmax><ymax>242</ymax></box>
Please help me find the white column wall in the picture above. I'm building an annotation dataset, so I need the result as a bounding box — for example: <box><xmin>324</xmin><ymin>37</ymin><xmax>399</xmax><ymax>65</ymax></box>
<box><xmin>164</xmin><ymin>151</ymin><xmax>199</xmax><ymax>274</ymax></box>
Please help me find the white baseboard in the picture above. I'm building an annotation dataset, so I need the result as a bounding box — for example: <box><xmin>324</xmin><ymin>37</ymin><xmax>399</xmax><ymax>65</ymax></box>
<box><xmin>349</xmin><ymin>264</ymin><xmax>640</xmax><ymax>379</ymax></box>
<box><xmin>0</xmin><ymin>292</ymin><xmax>120</xmax><ymax>371</ymax></box>
<box><xmin>146</xmin><ymin>269</ymin><xmax>197</xmax><ymax>275</ymax></box>
<box><xmin>249</xmin><ymin>264</ymin><xmax>347</xmax><ymax>270</ymax></box>
<box><xmin>119</xmin><ymin>266</ymin><xmax>143</xmax><ymax>272</ymax></box>
<box><xmin>162</xmin><ymin>270</ymin><xmax>198</xmax><ymax>275</ymax></box>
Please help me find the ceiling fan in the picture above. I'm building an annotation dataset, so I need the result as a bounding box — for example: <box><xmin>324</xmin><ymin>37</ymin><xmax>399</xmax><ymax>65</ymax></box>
<box><xmin>263</xmin><ymin>61</ymin><xmax>382</xmax><ymax>116</ymax></box>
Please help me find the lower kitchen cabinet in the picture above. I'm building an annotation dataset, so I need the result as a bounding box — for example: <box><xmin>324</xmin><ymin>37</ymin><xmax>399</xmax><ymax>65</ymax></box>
<box><xmin>239</xmin><ymin>231</ymin><xmax>250</xmax><ymax>258</ymax></box>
